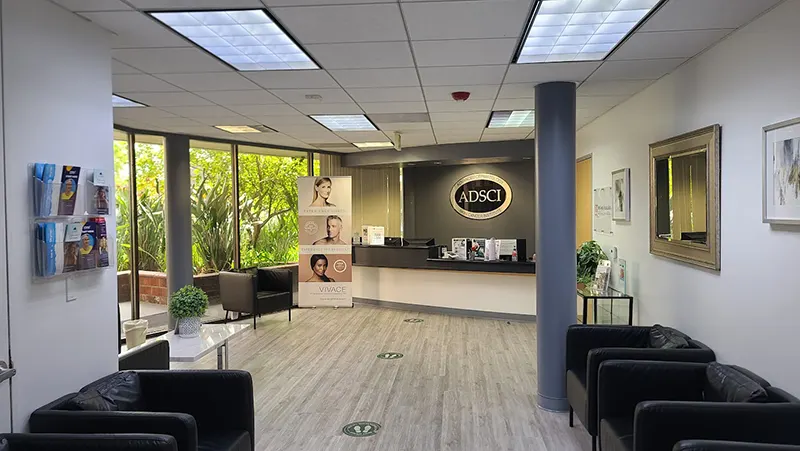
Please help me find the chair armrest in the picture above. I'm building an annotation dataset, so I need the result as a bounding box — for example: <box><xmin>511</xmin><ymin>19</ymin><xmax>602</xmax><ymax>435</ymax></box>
<box><xmin>2</xmin><ymin>433</ymin><xmax>178</xmax><ymax>451</ymax></box>
<box><xmin>219</xmin><ymin>272</ymin><xmax>256</xmax><ymax>312</ymax></box>
<box><xmin>585</xmin><ymin>347</ymin><xmax>715</xmax><ymax>435</ymax></box>
<box><xmin>119</xmin><ymin>340</ymin><xmax>170</xmax><ymax>371</ymax></box>
<box><xmin>138</xmin><ymin>370</ymin><xmax>254</xmax><ymax>449</ymax></box>
<box><xmin>597</xmin><ymin>360</ymin><xmax>706</xmax><ymax>422</ymax></box>
<box><xmin>566</xmin><ymin>325</ymin><xmax>650</xmax><ymax>373</ymax></box>
<box><xmin>28</xmin><ymin>411</ymin><xmax>196</xmax><ymax>451</ymax></box>
<box><xmin>674</xmin><ymin>441</ymin><xmax>800</xmax><ymax>451</ymax></box>
<box><xmin>637</xmin><ymin>402</ymin><xmax>800</xmax><ymax>451</ymax></box>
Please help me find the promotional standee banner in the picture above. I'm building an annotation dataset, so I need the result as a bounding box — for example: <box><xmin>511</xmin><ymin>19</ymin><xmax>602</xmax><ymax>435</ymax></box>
<box><xmin>297</xmin><ymin>176</ymin><xmax>353</xmax><ymax>307</ymax></box>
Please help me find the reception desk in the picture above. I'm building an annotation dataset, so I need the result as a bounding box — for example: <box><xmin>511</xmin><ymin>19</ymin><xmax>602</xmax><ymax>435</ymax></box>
<box><xmin>352</xmin><ymin>245</ymin><xmax>536</xmax><ymax>320</ymax></box>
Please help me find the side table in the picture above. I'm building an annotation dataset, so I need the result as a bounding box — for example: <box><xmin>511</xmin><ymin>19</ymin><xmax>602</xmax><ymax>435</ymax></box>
<box><xmin>577</xmin><ymin>286</ymin><xmax>633</xmax><ymax>325</ymax></box>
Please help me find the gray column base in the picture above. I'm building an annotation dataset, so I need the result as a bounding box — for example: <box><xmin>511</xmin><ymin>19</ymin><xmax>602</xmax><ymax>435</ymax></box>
<box><xmin>537</xmin><ymin>393</ymin><xmax>569</xmax><ymax>412</ymax></box>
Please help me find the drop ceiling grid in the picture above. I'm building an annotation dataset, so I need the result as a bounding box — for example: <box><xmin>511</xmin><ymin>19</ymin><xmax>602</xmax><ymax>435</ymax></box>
<box><xmin>94</xmin><ymin>0</ymin><xmax>784</xmax><ymax>150</ymax></box>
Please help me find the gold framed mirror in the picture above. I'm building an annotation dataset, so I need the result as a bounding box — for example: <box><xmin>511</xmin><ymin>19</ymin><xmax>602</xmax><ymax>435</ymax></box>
<box><xmin>649</xmin><ymin>125</ymin><xmax>721</xmax><ymax>270</ymax></box>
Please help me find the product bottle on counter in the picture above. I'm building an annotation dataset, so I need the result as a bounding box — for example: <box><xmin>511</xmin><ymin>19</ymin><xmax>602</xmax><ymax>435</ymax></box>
<box><xmin>511</xmin><ymin>246</ymin><xmax>518</xmax><ymax>262</ymax></box>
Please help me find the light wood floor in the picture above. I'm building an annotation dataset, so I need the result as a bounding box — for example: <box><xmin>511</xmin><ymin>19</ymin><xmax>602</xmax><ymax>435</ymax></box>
<box><xmin>177</xmin><ymin>304</ymin><xmax>592</xmax><ymax>451</ymax></box>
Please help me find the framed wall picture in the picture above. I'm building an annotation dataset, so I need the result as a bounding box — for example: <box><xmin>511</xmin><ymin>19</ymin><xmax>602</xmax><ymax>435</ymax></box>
<box><xmin>764</xmin><ymin>117</ymin><xmax>800</xmax><ymax>224</ymax></box>
<box><xmin>612</xmin><ymin>168</ymin><xmax>631</xmax><ymax>221</ymax></box>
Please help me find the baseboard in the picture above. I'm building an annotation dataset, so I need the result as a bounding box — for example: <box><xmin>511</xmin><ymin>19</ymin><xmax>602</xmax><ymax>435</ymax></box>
<box><xmin>353</xmin><ymin>297</ymin><xmax>536</xmax><ymax>322</ymax></box>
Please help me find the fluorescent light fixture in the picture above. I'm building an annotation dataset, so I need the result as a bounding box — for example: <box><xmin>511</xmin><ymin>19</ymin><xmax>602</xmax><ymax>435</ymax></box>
<box><xmin>214</xmin><ymin>125</ymin><xmax>275</xmax><ymax>133</ymax></box>
<box><xmin>516</xmin><ymin>0</ymin><xmax>661</xmax><ymax>63</ymax></box>
<box><xmin>149</xmin><ymin>10</ymin><xmax>318</xmax><ymax>71</ymax></box>
<box><xmin>113</xmin><ymin>94</ymin><xmax>145</xmax><ymax>108</ymax></box>
<box><xmin>310</xmin><ymin>115</ymin><xmax>377</xmax><ymax>131</ymax></box>
<box><xmin>353</xmin><ymin>142</ymin><xmax>393</xmax><ymax>149</ymax></box>
<box><xmin>488</xmin><ymin>110</ymin><xmax>535</xmax><ymax>128</ymax></box>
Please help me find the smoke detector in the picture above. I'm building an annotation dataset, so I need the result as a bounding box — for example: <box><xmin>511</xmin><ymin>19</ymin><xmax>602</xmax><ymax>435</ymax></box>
<box><xmin>451</xmin><ymin>91</ymin><xmax>470</xmax><ymax>102</ymax></box>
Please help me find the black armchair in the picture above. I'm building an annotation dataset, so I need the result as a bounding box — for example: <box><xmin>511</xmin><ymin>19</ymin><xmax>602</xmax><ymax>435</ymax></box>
<box><xmin>220</xmin><ymin>267</ymin><xmax>292</xmax><ymax>329</ymax></box>
<box><xmin>30</xmin><ymin>370</ymin><xmax>254</xmax><ymax>451</ymax></box>
<box><xmin>675</xmin><ymin>441</ymin><xmax>800</xmax><ymax>451</ymax></box>
<box><xmin>119</xmin><ymin>340</ymin><xmax>170</xmax><ymax>371</ymax></box>
<box><xmin>566</xmin><ymin>325</ymin><xmax>715</xmax><ymax>450</ymax></box>
<box><xmin>597</xmin><ymin>360</ymin><xmax>800</xmax><ymax>451</ymax></box>
<box><xmin>0</xmin><ymin>434</ymin><xmax>177</xmax><ymax>451</ymax></box>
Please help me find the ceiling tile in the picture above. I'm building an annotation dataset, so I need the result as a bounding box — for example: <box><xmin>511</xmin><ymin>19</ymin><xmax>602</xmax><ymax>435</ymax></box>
<box><xmin>126</xmin><ymin>0</ymin><xmax>264</xmax><ymax>8</ymax></box>
<box><xmin>609</xmin><ymin>29</ymin><xmax>734</xmax><ymax>60</ymax></box>
<box><xmin>578</xmin><ymin>80</ymin><xmax>656</xmax><ymax>97</ymax></box>
<box><xmin>346</xmin><ymin>87</ymin><xmax>424</xmax><ymax>103</ymax></box>
<box><xmin>399</xmin><ymin>134</ymin><xmax>437</xmax><ymax>147</ymax></box>
<box><xmin>330</xmin><ymin>68</ymin><xmax>420</xmax><ymax>88</ymax></box>
<box><xmin>402</xmin><ymin>0</ymin><xmax>532</xmax><ymax>40</ymax></box>
<box><xmin>80</xmin><ymin>11</ymin><xmax>190</xmax><ymax>49</ymax></box>
<box><xmin>432</xmin><ymin>121</ymin><xmax>486</xmax><ymax>131</ymax></box>
<box><xmin>272</xmin><ymin>123</ymin><xmax>331</xmax><ymax>135</ymax></box>
<box><xmin>146</xmin><ymin>117</ymin><xmax>205</xmax><ymax>127</ymax></box>
<box><xmin>423</xmin><ymin>85</ymin><xmax>500</xmax><ymax>101</ymax></box>
<box><xmin>112</xmin><ymin>48</ymin><xmax>229</xmax><ymax>74</ymax></box>
<box><xmin>266</xmin><ymin>0</ymin><xmax>396</xmax><ymax>5</ymax></box>
<box><xmin>436</xmin><ymin>130</ymin><xmax>483</xmax><ymax>144</ymax></box>
<box><xmin>359</xmin><ymin>102</ymin><xmax>428</xmax><ymax>114</ymax></box>
<box><xmin>306</xmin><ymin>42</ymin><xmax>414</xmax><ymax>69</ymax></box>
<box><xmin>272</xmin><ymin>4</ymin><xmax>407</xmax><ymax>44</ymax></box>
<box><xmin>243</xmin><ymin>70</ymin><xmax>339</xmax><ymax>89</ymax></box>
<box><xmin>482</xmin><ymin>127</ymin><xmax>533</xmax><ymax>135</ymax></box>
<box><xmin>269</xmin><ymin>88</ymin><xmax>353</xmax><ymax>104</ymax></box>
<box><xmin>293</xmin><ymin>103</ymin><xmax>364</xmax><ymax>115</ymax></box>
<box><xmin>161</xmin><ymin>105</ymin><xmax>239</xmax><ymax>118</ymax></box>
<box><xmin>418</xmin><ymin>65</ymin><xmax>507</xmax><ymax>86</ymax></box>
<box><xmin>640</xmin><ymin>0</ymin><xmax>782</xmax><ymax>32</ymax></box>
<box><xmin>113</xmin><ymin>107</ymin><xmax>177</xmax><ymax>120</ymax></box>
<box><xmin>52</xmin><ymin>0</ymin><xmax>132</xmax><ymax>11</ymax></box>
<box><xmin>248</xmin><ymin>115</ymin><xmax>318</xmax><ymax>126</ymax></box>
<box><xmin>429</xmin><ymin>111</ymin><xmax>490</xmax><ymax>122</ymax></box>
<box><xmin>590</xmin><ymin>58</ymin><xmax>687</xmax><ymax>81</ymax></box>
<box><xmin>113</xmin><ymin>74</ymin><xmax>181</xmax><ymax>93</ymax></box>
<box><xmin>335</xmin><ymin>131</ymin><xmax>391</xmax><ymax>142</ymax></box>
<box><xmin>122</xmin><ymin>92</ymin><xmax>214</xmax><ymax>107</ymax></box>
<box><xmin>112</xmin><ymin>59</ymin><xmax>141</xmax><ymax>74</ymax></box>
<box><xmin>481</xmin><ymin>135</ymin><xmax>529</xmax><ymax>142</ymax></box>
<box><xmin>375</xmin><ymin>122</ymin><xmax>433</xmax><ymax>133</ymax></box>
<box><xmin>197</xmin><ymin>90</ymin><xmax>285</xmax><ymax>106</ymax></box>
<box><xmin>412</xmin><ymin>39</ymin><xmax>517</xmax><ymax>67</ymax></box>
<box><xmin>497</xmin><ymin>83</ymin><xmax>534</xmax><ymax>99</ymax></box>
<box><xmin>493</xmin><ymin>98</ymin><xmax>534</xmax><ymax>110</ymax></box>
<box><xmin>191</xmin><ymin>115</ymin><xmax>252</xmax><ymax>125</ymax></box>
<box><xmin>426</xmin><ymin>99</ymin><xmax>494</xmax><ymax>113</ymax></box>
<box><xmin>576</xmin><ymin>95</ymin><xmax>629</xmax><ymax>110</ymax></box>
<box><xmin>157</xmin><ymin>73</ymin><xmax>260</xmax><ymax>91</ymax></box>
<box><xmin>504</xmin><ymin>61</ymin><xmax>601</xmax><ymax>84</ymax></box>
<box><xmin>227</xmin><ymin>104</ymin><xmax>302</xmax><ymax>116</ymax></box>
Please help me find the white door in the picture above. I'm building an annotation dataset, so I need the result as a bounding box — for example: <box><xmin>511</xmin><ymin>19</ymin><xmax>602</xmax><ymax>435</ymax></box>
<box><xmin>0</xmin><ymin>2</ymin><xmax>13</xmax><ymax>433</ymax></box>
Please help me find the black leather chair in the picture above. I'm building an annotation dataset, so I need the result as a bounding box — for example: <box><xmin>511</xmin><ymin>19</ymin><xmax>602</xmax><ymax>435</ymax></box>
<box><xmin>220</xmin><ymin>267</ymin><xmax>292</xmax><ymax>329</ymax></box>
<box><xmin>0</xmin><ymin>434</ymin><xmax>177</xmax><ymax>451</ymax></box>
<box><xmin>119</xmin><ymin>341</ymin><xmax>170</xmax><ymax>371</ymax></box>
<box><xmin>597</xmin><ymin>361</ymin><xmax>800</xmax><ymax>451</ymax></box>
<box><xmin>29</xmin><ymin>370</ymin><xmax>254</xmax><ymax>451</ymax></box>
<box><xmin>675</xmin><ymin>441</ymin><xmax>800</xmax><ymax>451</ymax></box>
<box><xmin>566</xmin><ymin>324</ymin><xmax>715</xmax><ymax>450</ymax></box>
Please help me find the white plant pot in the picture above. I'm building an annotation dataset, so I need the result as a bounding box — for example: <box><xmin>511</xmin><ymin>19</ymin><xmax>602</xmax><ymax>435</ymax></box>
<box><xmin>177</xmin><ymin>317</ymin><xmax>202</xmax><ymax>338</ymax></box>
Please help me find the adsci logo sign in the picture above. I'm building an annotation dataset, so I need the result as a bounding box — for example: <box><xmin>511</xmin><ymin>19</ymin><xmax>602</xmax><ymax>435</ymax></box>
<box><xmin>450</xmin><ymin>173</ymin><xmax>512</xmax><ymax>220</ymax></box>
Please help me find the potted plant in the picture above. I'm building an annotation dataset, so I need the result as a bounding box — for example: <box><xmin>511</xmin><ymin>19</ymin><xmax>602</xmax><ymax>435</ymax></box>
<box><xmin>168</xmin><ymin>285</ymin><xmax>208</xmax><ymax>338</ymax></box>
<box><xmin>577</xmin><ymin>240</ymin><xmax>607</xmax><ymax>290</ymax></box>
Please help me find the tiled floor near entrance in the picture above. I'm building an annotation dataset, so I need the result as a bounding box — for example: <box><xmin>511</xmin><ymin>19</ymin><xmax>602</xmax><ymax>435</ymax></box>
<box><xmin>178</xmin><ymin>304</ymin><xmax>591</xmax><ymax>451</ymax></box>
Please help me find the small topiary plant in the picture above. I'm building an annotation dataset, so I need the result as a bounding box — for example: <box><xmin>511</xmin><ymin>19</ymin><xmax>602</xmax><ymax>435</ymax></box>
<box><xmin>168</xmin><ymin>285</ymin><xmax>209</xmax><ymax>319</ymax></box>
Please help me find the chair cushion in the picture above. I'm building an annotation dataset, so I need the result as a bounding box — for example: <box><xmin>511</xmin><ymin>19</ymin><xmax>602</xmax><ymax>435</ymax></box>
<box><xmin>64</xmin><ymin>372</ymin><xmax>144</xmax><ymax>411</ymax></box>
<box><xmin>600</xmin><ymin>417</ymin><xmax>634</xmax><ymax>451</ymax></box>
<box><xmin>198</xmin><ymin>430</ymin><xmax>250</xmax><ymax>451</ymax></box>
<box><xmin>704</xmin><ymin>363</ymin><xmax>768</xmax><ymax>403</ymax></box>
<box><xmin>649</xmin><ymin>324</ymin><xmax>690</xmax><ymax>349</ymax></box>
<box><xmin>256</xmin><ymin>290</ymin><xmax>287</xmax><ymax>300</ymax></box>
<box><xmin>566</xmin><ymin>369</ymin><xmax>590</xmax><ymax>432</ymax></box>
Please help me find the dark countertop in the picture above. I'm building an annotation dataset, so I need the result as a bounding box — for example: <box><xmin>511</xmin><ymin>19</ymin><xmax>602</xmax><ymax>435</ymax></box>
<box><xmin>351</xmin><ymin>244</ymin><xmax>535</xmax><ymax>274</ymax></box>
<box><xmin>425</xmin><ymin>258</ymin><xmax>536</xmax><ymax>274</ymax></box>
<box><xmin>353</xmin><ymin>244</ymin><xmax>439</xmax><ymax>250</ymax></box>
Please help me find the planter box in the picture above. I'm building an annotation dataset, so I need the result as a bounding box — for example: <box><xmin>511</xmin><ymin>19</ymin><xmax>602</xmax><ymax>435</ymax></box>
<box><xmin>117</xmin><ymin>270</ymin><xmax>221</xmax><ymax>306</ymax></box>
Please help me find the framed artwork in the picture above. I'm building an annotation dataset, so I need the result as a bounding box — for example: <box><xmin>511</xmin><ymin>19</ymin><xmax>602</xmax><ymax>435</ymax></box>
<box><xmin>763</xmin><ymin>117</ymin><xmax>800</xmax><ymax>224</ymax></box>
<box><xmin>612</xmin><ymin>168</ymin><xmax>631</xmax><ymax>221</ymax></box>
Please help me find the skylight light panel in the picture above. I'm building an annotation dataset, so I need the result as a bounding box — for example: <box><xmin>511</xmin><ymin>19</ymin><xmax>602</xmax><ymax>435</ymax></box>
<box><xmin>310</xmin><ymin>115</ymin><xmax>377</xmax><ymax>132</ymax></box>
<box><xmin>488</xmin><ymin>111</ymin><xmax>535</xmax><ymax>128</ymax></box>
<box><xmin>516</xmin><ymin>0</ymin><xmax>661</xmax><ymax>63</ymax></box>
<box><xmin>149</xmin><ymin>10</ymin><xmax>318</xmax><ymax>71</ymax></box>
<box><xmin>113</xmin><ymin>94</ymin><xmax>145</xmax><ymax>108</ymax></box>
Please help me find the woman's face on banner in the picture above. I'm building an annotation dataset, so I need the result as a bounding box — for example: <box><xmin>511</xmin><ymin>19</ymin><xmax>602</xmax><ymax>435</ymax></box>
<box><xmin>316</xmin><ymin>180</ymin><xmax>332</xmax><ymax>200</ymax></box>
<box><xmin>313</xmin><ymin>258</ymin><xmax>328</xmax><ymax>276</ymax></box>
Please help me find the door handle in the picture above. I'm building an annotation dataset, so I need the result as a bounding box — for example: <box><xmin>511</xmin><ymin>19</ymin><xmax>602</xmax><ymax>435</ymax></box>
<box><xmin>0</xmin><ymin>360</ymin><xmax>16</xmax><ymax>384</ymax></box>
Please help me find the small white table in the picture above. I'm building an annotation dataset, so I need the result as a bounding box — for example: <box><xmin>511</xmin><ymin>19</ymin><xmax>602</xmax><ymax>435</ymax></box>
<box><xmin>154</xmin><ymin>324</ymin><xmax>250</xmax><ymax>369</ymax></box>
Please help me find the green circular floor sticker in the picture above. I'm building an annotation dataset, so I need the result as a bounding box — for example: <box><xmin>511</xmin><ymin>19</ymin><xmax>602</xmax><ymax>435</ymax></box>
<box><xmin>377</xmin><ymin>352</ymin><xmax>403</xmax><ymax>360</ymax></box>
<box><xmin>343</xmin><ymin>421</ymin><xmax>381</xmax><ymax>437</ymax></box>
<box><xmin>404</xmin><ymin>318</ymin><xmax>424</xmax><ymax>323</ymax></box>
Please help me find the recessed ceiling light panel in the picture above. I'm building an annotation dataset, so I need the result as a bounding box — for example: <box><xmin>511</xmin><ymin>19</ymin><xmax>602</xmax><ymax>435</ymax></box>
<box><xmin>353</xmin><ymin>142</ymin><xmax>393</xmax><ymax>149</ymax></box>
<box><xmin>215</xmin><ymin>125</ymin><xmax>275</xmax><ymax>133</ymax></box>
<box><xmin>113</xmin><ymin>94</ymin><xmax>146</xmax><ymax>108</ymax></box>
<box><xmin>516</xmin><ymin>0</ymin><xmax>661</xmax><ymax>63</ymax></box>
<box><xmin>149</xmin><ymin>10</ymin><xmax>318</xmax><ymax>71</ymax></box>
<box><xmin>488</xmin><ymin>110</ymin><xmax>535</xmax><ymax>128</ymax></box>
<box><xmin>310</xmin><ymin>115</ymin><xmax>377</xmax><ymax>131</ymax></box>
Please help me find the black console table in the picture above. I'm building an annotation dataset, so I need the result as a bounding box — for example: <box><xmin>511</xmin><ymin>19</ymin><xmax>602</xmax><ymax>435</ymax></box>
<box><xmin>577</xmin><ymin>286</ymin><xmax>633</xmax><ymax>325</ymax></box>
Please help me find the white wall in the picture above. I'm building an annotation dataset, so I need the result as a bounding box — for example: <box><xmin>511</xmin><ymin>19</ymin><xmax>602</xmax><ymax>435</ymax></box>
<box><xmin>2</xmin><ymin>0</ymin><xmax>116</xmax><ymax>426</ymax></box>
<box><xmin>577</xmin><ymin>0</ymin><xmax>800</xmax><ymax>394</ymax></box>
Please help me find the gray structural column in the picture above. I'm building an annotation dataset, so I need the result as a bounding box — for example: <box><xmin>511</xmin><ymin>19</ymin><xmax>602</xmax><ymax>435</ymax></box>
<box><xmin>164</xmin><ymin>134</ymin><xmax>193</xmax><ymax>330</ymax></box>
<box><xmin>535</xmin><ymin>82</ymin><xmax>577</xmax><ymax>412</ymax></box>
